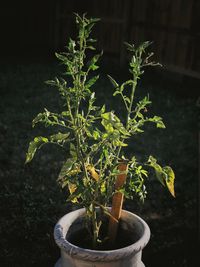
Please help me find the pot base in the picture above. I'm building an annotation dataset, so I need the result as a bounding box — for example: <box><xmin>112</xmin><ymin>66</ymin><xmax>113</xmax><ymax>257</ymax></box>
<box><xmin>54</xmin><ymin>258</ymin><xmax>146</xmax><ymax>267</ymax></box>
<box><xmin>54</xmin><ymin>258</ymin><xmax>61</xmax><ymax>267</ymax></box>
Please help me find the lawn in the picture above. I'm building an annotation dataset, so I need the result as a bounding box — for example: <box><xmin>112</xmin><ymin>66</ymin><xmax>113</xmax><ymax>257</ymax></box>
<box><xmin>0</xmin><ymin>61</ymin><xmax>198</xmax><ymax>267</ymax></box>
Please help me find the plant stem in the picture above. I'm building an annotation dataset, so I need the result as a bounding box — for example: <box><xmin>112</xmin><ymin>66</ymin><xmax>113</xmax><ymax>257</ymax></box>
<box><xmin>91</xmin><ymin>202</ymin><xmax>98</xmax><ymax>248</ymax></box>
<box><xmin>117</xmin><ymin>76</ymin><xmax>138</xmax><ymax>159</ymax></box>
<box><xmin>126</xmin><ymin>78</ymin><xmax>137</xmax><ymax>129</ymax></box>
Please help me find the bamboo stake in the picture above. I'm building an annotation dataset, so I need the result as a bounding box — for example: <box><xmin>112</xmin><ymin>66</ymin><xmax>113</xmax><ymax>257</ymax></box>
<box><xmin>108</xmin><ymin>162</ymin><xmax>128</xmax><ymax>244</ymax></box>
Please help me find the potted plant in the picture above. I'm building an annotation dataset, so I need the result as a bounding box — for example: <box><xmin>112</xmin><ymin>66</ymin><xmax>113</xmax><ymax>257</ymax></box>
<box><xmin>26</xmin><ymin>14</ymin><xmax>175</xmax><ymax>267</ymax></box>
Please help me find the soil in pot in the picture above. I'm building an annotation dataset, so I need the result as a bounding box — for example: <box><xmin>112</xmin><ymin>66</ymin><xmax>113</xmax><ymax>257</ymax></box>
<box><xmin>66</xmin><ymin>217</ymin><xmax>140</xmax><ymax>251</ymax></box>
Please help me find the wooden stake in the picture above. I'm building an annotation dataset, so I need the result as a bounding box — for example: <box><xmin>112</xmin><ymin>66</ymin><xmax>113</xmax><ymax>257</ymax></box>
<box><xmin>108</xmin><ymin>162</ymin><xmax>128</xmax><ymax>244</ymax></box>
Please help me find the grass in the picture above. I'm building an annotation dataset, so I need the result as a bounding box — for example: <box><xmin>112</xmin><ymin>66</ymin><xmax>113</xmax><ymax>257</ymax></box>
<box><xmin>0</xmin><ymin>62</ymin><xmax>198</xmax><ymax>267</ymax></box>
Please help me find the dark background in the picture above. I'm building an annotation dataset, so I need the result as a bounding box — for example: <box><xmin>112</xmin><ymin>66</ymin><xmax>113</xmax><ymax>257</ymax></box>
<box><xmin>0</xmin><ymin>0</ymin><xmax>199</xmax><ymax>266</ymax></box>
<box><xmin>1</xmin><ymin>0</ymin><xmax>200</xmax><ymax>77</ymax></box>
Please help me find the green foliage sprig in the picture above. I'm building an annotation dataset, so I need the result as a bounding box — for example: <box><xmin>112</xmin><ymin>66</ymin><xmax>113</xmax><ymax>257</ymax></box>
<box><xmin>26</xmin><ymin>14</ymin><xmax>175</xmax><ymax>248</ymax></box>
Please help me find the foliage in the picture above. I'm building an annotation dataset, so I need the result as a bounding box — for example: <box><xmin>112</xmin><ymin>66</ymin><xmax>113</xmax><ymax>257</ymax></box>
<box><xmin>25</xmin><ymin>14</ymin><xmax>175</xmax><ymax>248</ymax></box>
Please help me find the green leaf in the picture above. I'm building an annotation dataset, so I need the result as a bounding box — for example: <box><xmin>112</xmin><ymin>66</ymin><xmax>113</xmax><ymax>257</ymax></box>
<box><xmin>93</xmin><ymin>130</ymin><xmax>100</xmax><ymax>140</ymax></box>
<box><xmin>113</xmin><ymin>91</ymin><xmax>120</xmax><ymax>96</ymax></box>
<box><xmin>89</xmin><ymin>17</ymin><xmax>101</xmax><ymax>23</ymax></box>
<box><xmin>70</xmin><ymin>143</ymin><xmax>77</xmax><ymax>159</ymax></box>
<box><xmin>55</xmin><ymin>52</ymin><xmax>67</xmax><ymax>63</ymax></box>
<box><xmin>68</xmin><ymin>38</ymin><xmax>76</xmax><ymax>52</ymax></box>
<box><xmin>85</xmin><ymin>126</ymin><xmax>93</xmax><ymax>138</ymax></box>
<box><xmin>124</xmin><ymin>42</ymin><xmax>135</xmax><ymax>52</ymax></box>
<box><xmin>32</xmin><ymin>109</ymin><xmax>67</xmax><ymax>128</ymax></box>
<box><xmin>25</xmin><ymin>136</ymin><xmax>49</xmax><ymax>163</ymax></box>
<box><xmin>138</xmin><ymin>41</ymin><xmax>152</xmax><ymax>52</ymax></box>
<box><xmin>45</xmin><ymin>80</ymin><xmax>56</xmax><ymax>86</ymax></box>
<box><xmin>156</xmin><ymin>120</ymin><xmax>165</xmax><ymax>129</ymax></box>
<box><xmin>149</xmin><ymin>116</ymin><xmax>166</xmax><ymax>129</ymax></box>
<box><xmin>135</xmin><ymin>96</ymin><xmax>151</xmax><ymax>113</ymax></box>
<box><xmin>107</xmin><ymin>75</ymin><xmax>119</xmax><ymax>88</ymax></box>
<box><xmin>86</xmin><ymin>75</ymin><xmax>99</xmax><ymax>88</ymax></box>
<box><xmin>87</xmin><ymin>45</ymin><xmax>95</xmax><ymax>50</ymax></box>
<box><xmin>25</xmin><ymin>132</ymin><xmax>70</xmax><ymax>164</ymax></box>
<box><xmin>100</xmin><ymin>105</ymin><xmax>105</xmax><ymax>114</ymax></box>
<box><xmin>32</xmin><ymin>113</ymin><xmax>45</xmax><ymax>127</ymax></box>
<box><xmin>120</xmin><ymin>80</ymin><xmax>134</xmax><ymax>92</ymax></box>
<box><xmin>124</xmin><ymin>95</ymin><xmax>131</xmax><ymax>104</ymax></box>
<box><xmin>58</xmin><ymin>158</ymin><xmax>75</xmax><ymax>181</ymax></box>
<box><xmin>50</xmin><ymin>132</ymin><xmax>70</xmax><ymax>143</ymax></box>
<box><xmin>101</xmin><ymin>117</ymin><xmax>114</xmax><ymax>133</ymax></box>
<box><xmin>91</xmin><ymin>92</ymin><xmax>95</xmax><ymax>100</ymax></box>
<box><xmin>113</xmin><ymin>139</ymin><xmax>128</xmax><ymax>147</ymax></box>
<box><xmin>88</xmin><ymin>38</ymin><xmax>97</xmax><ymax>43</ymax></box>
<box><xmin>75</xmin><ymin>13</ymin><xmax>83</xmax><ymax>25</ymax></box>
<box><xmin>61</xmin><ymin>111</ymin><xmax>71</xmax><ymax>117</ymax></box>
<box><xmin>90</xmin><ymin>64</ymin><xmax>99</xmax><ymax>71</ymax></box>
<box><xmin>87</xmin><ymin>52</ymin><xmax>102</xmax><ymax>71</ymax></box>
<box><xmin>101</xmin><ymin>112</ymin><xmax>130</xmax><ymax>136</ymax></box>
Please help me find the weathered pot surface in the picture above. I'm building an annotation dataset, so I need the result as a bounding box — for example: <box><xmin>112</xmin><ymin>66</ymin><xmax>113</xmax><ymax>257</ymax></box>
<box><xmin>54</xmin><ymin>208</ymin><xmax>150</xmax><ymax>267</ymax></box>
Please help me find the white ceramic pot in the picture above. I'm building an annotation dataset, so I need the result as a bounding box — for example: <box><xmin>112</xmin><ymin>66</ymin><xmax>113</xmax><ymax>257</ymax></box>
<box><xmin>54</xmin><ymin>208</ymin><xmax>150</xmax><ymax>267</ymax></box>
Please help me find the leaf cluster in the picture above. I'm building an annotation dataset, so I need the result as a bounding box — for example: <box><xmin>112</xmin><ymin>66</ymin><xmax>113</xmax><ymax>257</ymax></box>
<box><xmin>25</xmin><ymin>14</ymin><xmax>175</xmax><ymax>247</ymax></box>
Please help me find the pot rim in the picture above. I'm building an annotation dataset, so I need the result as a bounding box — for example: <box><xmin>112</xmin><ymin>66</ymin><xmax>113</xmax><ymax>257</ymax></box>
<box><xmin>54</xmin><ymin>208</ymin><xmax>150</xmax><ymax>262</ymax></box>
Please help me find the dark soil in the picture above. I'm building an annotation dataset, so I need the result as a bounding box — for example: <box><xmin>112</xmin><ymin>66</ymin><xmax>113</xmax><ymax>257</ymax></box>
<box><xmin>67</xmin><ymin>227</ymin><xmax>136</xmax><ymax>250</ymax></box>
<box><xmin>67</xmin><ymin>217</ymin><xmax>139</xmax><ymax>250</ymax></box>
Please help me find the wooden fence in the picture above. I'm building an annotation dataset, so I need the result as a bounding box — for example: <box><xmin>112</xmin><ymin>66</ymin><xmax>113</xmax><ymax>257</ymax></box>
<box><xmin>53</xmin><ymin>0</ymin><xmax>200</xmax><ymax>78</ymax></box>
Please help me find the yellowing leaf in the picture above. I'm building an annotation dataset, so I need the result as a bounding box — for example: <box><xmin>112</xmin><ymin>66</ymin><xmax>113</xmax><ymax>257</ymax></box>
<box><xmin>68</xmin><ymin>182</ymin><xmax>77</xmax><ymax>194</ymax></box>
<box><xmin>71</xmin><ymin>198</ymin><xmax>79</xmax><ymax>203</ymax></box>
<box><xmin>100</xmin><ymin>181</ymin><xmax>106</xmax><ymax>193</ymax></box>
<box><xmin>86</xmin><ymin>165</ymin><xmax>99</xmax><ymax>181</ymax></box>
<box><xmin>163</xmin><ymin>166</ymin><xmax>175</xmax><ymax>197</ymax></box>
<box><xmin>148</xmin><ymin>156</ymin><xmax>165</xmax><ymax>186</ymax></box>
<box><xmin>68</xmin><ymin>168</ymin><xmax>80</xmax><ymax>176</ymax></box>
